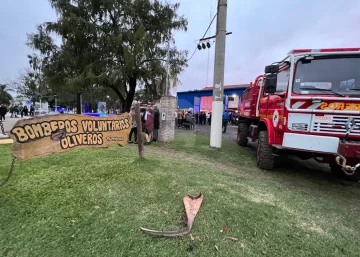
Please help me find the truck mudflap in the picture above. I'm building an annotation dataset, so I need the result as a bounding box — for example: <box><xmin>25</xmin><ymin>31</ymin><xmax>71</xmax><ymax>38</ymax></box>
<box><xmin>335</xmin><ymin>140</ymin><xmax>360</xmax><ymax>176</ymax></box>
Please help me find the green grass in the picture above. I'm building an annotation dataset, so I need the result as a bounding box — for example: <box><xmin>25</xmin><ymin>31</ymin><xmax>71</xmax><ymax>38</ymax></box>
<box><xmin>0</xmin><ymin>134</ymin><xmax>360</xmax><ymax>257</ymax></box>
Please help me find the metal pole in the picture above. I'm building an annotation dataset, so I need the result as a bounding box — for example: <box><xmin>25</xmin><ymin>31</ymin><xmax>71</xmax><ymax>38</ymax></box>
<box><xmin>210</xmin><ymin>0</ymin><xmax>228</xmax><ymax>148</ymax></box>
<box><xmin>206</xmin><ymin>7</ymin><xmax>212</xmax><ymax>87</ymax></box>
<box><xmin>55</xmin><ymin>97</ymin><xmax>57</xmax><ymax>113</ymax></box>
<box><xmin>165</xmin><ymin>44</ymin><xmax>170</xmax><ymax>96</ymax></box>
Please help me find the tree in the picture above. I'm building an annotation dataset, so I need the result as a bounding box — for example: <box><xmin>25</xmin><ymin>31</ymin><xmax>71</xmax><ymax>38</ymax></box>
<box><xmin>0</xmin><ymin>84</ymin><xmax>13</xmax><ymax>105</ymax></box>
<box><xmin>9</xmin><ymin>52</ymin><xmax>51</xmax><ymax>105</ymax></box>
<box><xmin>27</xmin><ymin>0</ymin><xmax>188</xmax><ymax>112</ymax></box>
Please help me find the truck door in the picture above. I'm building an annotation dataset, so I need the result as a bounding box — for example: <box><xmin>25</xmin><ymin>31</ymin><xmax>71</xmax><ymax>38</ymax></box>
<box><xmin>258</xmin><ymin>79</ymin><xmax>270</xmax><ymax>118</ymax></box>
<box><xmin>267</xmin><ymin>68</ymin><xmax>289</xmax><ymax>130</ymax></box>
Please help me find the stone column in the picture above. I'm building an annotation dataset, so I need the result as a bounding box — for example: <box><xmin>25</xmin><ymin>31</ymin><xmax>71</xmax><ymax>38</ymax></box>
<box><xmin>157</xmin><ymin>96</ymin><xmax>176</xmax><ymax>142</ymax></box>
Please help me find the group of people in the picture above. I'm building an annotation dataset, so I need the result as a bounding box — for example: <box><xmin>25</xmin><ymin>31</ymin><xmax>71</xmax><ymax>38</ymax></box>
<box><xmin>175</xmin><ymin>110</ymin><xmax>211</xmax><ymax>127</ymax></box>
<box><xmin>0</xmin><ymin>104</ymin><xmax>35</xmax><ymax>122</ymax></box>
<box><xmin>175</xmin><ymin>109</ymin><xmax>195</xmax><ymax>130</ymax></box>
<box><xmin>174</xmin><ymin>109</ymin><xmax>231</xmax><ymax>133</ymax></box>
<box><xmin>128</xmin><ymin>105</ymin><xmax>160</xmax><ymax>145</ymax></box>
<box><xmin>195</xmin><ymin>111</ymin><xmax>212</xmax><ymax>125</ymax></box>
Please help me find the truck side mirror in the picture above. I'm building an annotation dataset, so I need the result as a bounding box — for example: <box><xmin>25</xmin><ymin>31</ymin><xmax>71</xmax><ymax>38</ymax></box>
<box><xmin>264</xmin><ymin>74</ymin><xmax>277</xmax><ymax>93</ymax></box>
<box><xmin>265</xmin><ymin>65</ymin><xmax>279</xmax><ymax>74</ymax></box>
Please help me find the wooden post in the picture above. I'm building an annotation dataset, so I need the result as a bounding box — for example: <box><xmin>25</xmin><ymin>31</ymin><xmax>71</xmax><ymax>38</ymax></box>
<box><xmin>135</xmin><ymin>103</ymin><xmax>144</xmax><ymax>158</ymax></box>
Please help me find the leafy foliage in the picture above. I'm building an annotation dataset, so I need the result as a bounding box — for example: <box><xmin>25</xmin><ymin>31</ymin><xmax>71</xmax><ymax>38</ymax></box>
<box><xmin>0</xmin><ymin>84</ymin><xmax>13</xmax><ymax>105</ymax></box>
<box><xmin>27</xmin><ymin>0</ymin><xmax>188</xmax><ymax>111</ymax></box>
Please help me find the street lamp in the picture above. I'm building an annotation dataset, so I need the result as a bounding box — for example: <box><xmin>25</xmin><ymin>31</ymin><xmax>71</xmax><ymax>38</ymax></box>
<box><xmin>38</xmin><ymin>94</ymin><xmax>42</xmax><ymax>113</ymax></box>
<box><xmin>54</xmin><ymin>94</ymin><xmax>58</xmax><ymax>113</ymax></box>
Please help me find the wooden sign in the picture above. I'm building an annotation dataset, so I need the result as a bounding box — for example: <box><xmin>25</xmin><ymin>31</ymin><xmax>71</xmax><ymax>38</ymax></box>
<box><xmin>9</xmin><ymin>114</ymin><xmax>132</xmax><ymax>161</ymax></box>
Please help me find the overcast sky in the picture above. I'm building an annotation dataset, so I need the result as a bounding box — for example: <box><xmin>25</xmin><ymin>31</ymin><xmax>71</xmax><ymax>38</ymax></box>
<box><xmin>1</xmin><ymin>0</ymin><xmax>360</xmax><ymax>95</ymax></box>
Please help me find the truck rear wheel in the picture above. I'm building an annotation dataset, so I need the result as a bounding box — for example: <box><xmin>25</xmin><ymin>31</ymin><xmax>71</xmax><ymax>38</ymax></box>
<box><xmin>329</xmin><ymin>164</ymin><xmax>360</xmax><ymax>182</ymax></box>
<box><xmin>237</xmin><ymin>122</ymin><xmax>249</xmax><ymax>146</ymax></box>
<box><xmin>257</xmin><ymin>131</ymin><xmax>274</xmax><ymax>170</ymax></box>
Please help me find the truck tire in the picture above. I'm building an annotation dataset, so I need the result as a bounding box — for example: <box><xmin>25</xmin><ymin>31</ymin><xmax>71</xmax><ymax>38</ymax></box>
<box><xmin>329</xmin><ymin>164</ymin><xmax>360</xmax><ymax>182</ymax></box>
<box><xmin>257</xmin><ymin>131</ymin><xmax>274</xmax><ymax>170</ymax></box>
<box><xmin>237</xmin><ymin>122</ymin><xmax>249</xmax><ymax>146</ymax></box>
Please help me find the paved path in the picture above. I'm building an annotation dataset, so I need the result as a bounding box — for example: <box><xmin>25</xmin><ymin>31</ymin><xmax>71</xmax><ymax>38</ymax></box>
<box><xmin>1</xmin><ymin>114</ymin><xmax>32</xmax><ymax>133</ymax></box>
<box><xmin>0</xmin><ymin>115</ymin><xmax>32</xmax><ymax>142</ymax></box>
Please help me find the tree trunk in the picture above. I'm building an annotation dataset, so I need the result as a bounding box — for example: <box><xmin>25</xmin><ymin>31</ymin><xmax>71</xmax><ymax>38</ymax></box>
<box><xmin>76</xmin><ymin>93</ymin><xmax>82</xmax><ymax>114</ymax></box>
<box><xmin>123</xmin><ymin>77</ymin><xmax>137</xmax><ymax>112</ymax></box>
<box><xmin>135</xmin><ymin>103</ymin><xmax>144</xmax><ymax>159</ymax></box>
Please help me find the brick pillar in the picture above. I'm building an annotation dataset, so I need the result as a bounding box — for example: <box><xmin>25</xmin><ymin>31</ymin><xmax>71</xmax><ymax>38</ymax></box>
<box><xmin>158</xmin><ymin>96</ymin><xmax>176</xmax><ymax>142</ymax></box>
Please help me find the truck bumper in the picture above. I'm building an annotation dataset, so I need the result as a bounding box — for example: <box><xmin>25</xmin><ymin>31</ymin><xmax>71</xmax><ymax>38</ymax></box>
<box><xmin>282</xmin><ymin>133</ymin><xmax>339</xmax><ymax>154</ymax></box>
<box><xmin>282</xmin><ymin>133</ymin><xmax>360</xmax><ymax>158</ymax></box>
<box><xmin>338</xmin><ymin>141</ymin><xmax>360</xmax><ymax>159</ymax></box>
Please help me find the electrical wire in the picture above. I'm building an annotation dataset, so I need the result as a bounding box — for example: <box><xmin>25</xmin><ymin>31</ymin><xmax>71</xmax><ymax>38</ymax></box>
<box><xmin>187</xmin><ymin>13</ymin><xmax>217</xmax><ymax>61</ymax></box>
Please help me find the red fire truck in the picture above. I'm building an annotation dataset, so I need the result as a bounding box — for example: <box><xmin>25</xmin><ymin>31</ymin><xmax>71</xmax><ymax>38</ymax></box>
<box><xmin>237</xmin><ymin>48</ymin><xmax>360</xmax><ymax>181</ymax></box>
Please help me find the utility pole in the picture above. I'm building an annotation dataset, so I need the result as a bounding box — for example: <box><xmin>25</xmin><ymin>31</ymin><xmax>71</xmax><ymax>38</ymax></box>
<box><xmin>210</xmin><ymin>0</ymin><xmax>228</xmax><ymax>148</ymax></box>
<box><xmin>206</xmin><ymin>7</ymin><xmax>212</xmax><ymax>87</ymax></box>
<box><xmin>54</xmin><ymin>95</ymin><xmax>58</xmax><ymax>113</ymax></box>
<box><xmin>165</xmin><ymin>43</ymin><xmax>170</xmax><ymax>96</ymax></box>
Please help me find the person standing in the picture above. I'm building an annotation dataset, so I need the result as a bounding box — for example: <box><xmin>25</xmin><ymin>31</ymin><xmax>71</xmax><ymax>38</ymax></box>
<box><xmin>153</xmin><ymin>106</ymin><xmax>160</xmax><ymax>142</ymax></box>
<box><xmin>184</xmin><ymin>111</ymin><xmax>192</xmax><ymax>130</ymax></box>
<box><xmin>144</xmin><ymin>108</ymin><xmax>154</xmax><ymax>145</ymax></box>
<box><xmin>174</xmin><ymin>110</ymin><xmax>178</xmax><ymax>129</ymax></box>
<box><xmin>177</xmin><ymin>110</ymin><xmax>183</xmax><ymax>128</ymax></box>
<box><xmin>13</xmin><ymin>105</ymin><xmax>19</xmax><ymax>118</ymax></box>
<box><xmin>23</xmin><ymin>105</ymin><xmax>28</xmax><ymax>116</ymax></box>
<box><xmin>30</xmin><ymin>105</ymin><xmax>35</xmax><ymax>116</ymax></box>
<box><xmin>222</xmin><ymin>110</ymin><xmax>229</xmax><ymax>133</ymax></box>
<box><xmin>128</xmin><ymin>107</ymin><xmax>138</xmax><ymax>144</ymax></box>
<box><xmin>142</xmin><ymin>107</ymin><xmax>148</xmax><ymax>131</ymax></box>
<box><xmin>0</xmin><ymin>104</ymin><xmax>7</xmax><ymax>122</ymax></box>
<box><xmin>20</xmin><ymin>106</ymin><xmax>25</xmax><ymax>118</ymax></box>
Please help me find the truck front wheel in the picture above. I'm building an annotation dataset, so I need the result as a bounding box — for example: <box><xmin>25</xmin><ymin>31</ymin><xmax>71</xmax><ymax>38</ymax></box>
<box><xmin>257</xmin><ymin>131</ymin><xmax>274</xmax><ymax>169</ymax></box>
<box><xmin>237</xmin><ymin>122</ymin><xmax>249</xmax><ymax>146</ymax></box>
<box><xmin>329</xmin><ymin>164</ymin><xmax>360</xmax><ymax>182</ymax></box>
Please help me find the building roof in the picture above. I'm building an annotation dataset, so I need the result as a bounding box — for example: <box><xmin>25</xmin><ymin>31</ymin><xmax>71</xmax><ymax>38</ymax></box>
<box><xmin>201</xmin><ymin>84</ymin><xmax>250</xmax><ymax>90</ymax></box>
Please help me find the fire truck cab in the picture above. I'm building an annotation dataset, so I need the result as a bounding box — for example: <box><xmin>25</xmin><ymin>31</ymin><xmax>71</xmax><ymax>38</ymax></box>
<box><xmin>238</xmin><ymin>48</ymin><xmax>360</xmax><ymax>181</ymax></box>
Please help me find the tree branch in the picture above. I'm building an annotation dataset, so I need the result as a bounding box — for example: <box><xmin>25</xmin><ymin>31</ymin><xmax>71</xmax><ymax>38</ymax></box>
<box><xmin>108</xmin><ymin>84</ymin><xmax>125</xmax><ymax>103</ymax></box>
<box><xmin>140</xmin><ymin>58</ymin><xmax>166</xmax><ymax>65</ymax></box>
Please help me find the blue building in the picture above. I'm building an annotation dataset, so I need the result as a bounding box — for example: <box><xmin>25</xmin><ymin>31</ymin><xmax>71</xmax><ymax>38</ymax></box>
<box><xmin>177</xmin><ymin>84</ymin><xmax>249</xmax><ymax>113</ymax></box>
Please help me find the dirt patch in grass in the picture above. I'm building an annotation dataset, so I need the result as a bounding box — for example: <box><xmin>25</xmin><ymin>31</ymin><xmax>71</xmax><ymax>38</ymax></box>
<box><xmin>299</xmin><ymin>221</ymin><xmax>329</xmax><ymax>236</ymax></box>
<box><xmin>244</xmin><ymin>186</ymin><xmax>276</xmax><ymax>204</ymax></box>
<box><xmin>147</xmin><ymin>146</ymin><xmax>245</xmax><ymax>174</ymax></box>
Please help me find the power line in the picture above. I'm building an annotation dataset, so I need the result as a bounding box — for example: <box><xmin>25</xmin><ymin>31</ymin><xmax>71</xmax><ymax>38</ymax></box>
<box><xmin>187</xmin><ymin>13</ymin><xmax>217</xmax><ymax>61</ymax></box>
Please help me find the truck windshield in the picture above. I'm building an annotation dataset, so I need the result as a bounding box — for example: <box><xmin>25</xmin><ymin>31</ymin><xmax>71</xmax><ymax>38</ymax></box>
<box><xmin>292</xmin><ymin>56</ymin><xmax>360</xmax><ymax>96</ymax></box>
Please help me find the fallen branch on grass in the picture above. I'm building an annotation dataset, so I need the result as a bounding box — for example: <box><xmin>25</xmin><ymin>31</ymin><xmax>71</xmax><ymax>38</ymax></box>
<box><xmin>140</xmin><ymin>193</ymin><xmax>203</xmax><ymax>237</ymax></box>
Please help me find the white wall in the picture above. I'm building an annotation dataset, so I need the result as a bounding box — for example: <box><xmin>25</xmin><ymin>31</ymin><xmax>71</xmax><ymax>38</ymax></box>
<box><xmin>228</xmin><ymin>95</ymin><xmax>239</xmax><ymax>109</ymax></box>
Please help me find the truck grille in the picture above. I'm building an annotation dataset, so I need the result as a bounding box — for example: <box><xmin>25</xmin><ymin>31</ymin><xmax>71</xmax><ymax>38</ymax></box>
<box><xmin>311</xmin><ymin>116</ymin><xmax>360</xmax><ymax>135</ymax></box>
